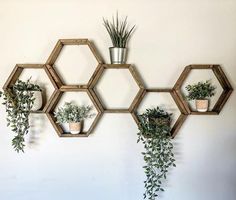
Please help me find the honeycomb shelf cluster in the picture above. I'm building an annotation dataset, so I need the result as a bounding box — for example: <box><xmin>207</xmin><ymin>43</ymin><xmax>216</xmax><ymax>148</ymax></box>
<box><xmin>3</xmin><ymin>39</ymin><xmax>233</xmax><ymax>138</ymax></box>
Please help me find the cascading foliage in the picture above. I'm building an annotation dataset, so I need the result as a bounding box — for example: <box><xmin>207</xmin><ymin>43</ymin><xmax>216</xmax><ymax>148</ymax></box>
<box><xmin>137</xmin><ymin>107</ymin><xmax>176</xmax><ymax>199</ymax></box>
<box><xmin>0</xmin><ymin>79</ymin><xmax>41</xmax><ymax>153</ymax></box>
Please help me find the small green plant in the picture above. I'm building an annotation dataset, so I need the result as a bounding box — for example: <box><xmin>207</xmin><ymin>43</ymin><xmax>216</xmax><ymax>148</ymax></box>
<box><xmin>54</xmin><ymin>102</ymin><xmax>95</xmax><ymax>124</ymax></box>
<box><xmin>0</xmin><ymin>79</ymin><xmax>41</xmax><ymax>153</ymax></box>
<box><xmin>137</xmin><ymin>107</ymin><xmax>176</xmax><ymax>200</ymax></box>
<box><xmin>103</xmin><ymin>13</ymin><xmax>135</xmax><ymax>48</ymax></box>
<box><xmin>185</xmin><ymin>80</ymin><xmax>216</xmax><ymax>100</ymax></box>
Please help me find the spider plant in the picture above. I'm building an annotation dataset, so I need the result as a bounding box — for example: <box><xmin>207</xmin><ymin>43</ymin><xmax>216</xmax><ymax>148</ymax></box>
<box><xmin>103</xmin><ymin>13</ymin><xmax>135</xmax><ymax>48</ymax></box>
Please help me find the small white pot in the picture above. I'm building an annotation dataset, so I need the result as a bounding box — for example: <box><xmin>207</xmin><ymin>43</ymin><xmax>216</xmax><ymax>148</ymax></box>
<box><xmin>69</xmin><ymin>122</ymin><xmax>82</xmax><ymax>134</ymax></box>
<box><xmin>195</xmin><ymin>99</ymin><xmax>209</xmax><ymax>112</ymax></box>
<box><xmin>31</xmin><ymin>91</ymin><xmax>43</xmax><ymax>111</ymax></box>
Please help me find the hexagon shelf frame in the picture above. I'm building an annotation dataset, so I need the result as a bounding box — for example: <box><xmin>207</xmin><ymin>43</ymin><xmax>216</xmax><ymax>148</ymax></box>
<box><xmin>131</xmin><ymin>88</ymin><xmax>188</xmax><ymax>138</ymax></box>
<box><xmin>2</xmin><ymin>37</ymin><xmax>233</xmax><ymax>138</ymax></box>
<box><xmin>45</xmin><ymin>86</ymin><xmax>103</xmax><ymax>137</ymax></box>
<box><xmin>3</xmin><ymin>64</ymin><xmax>58</xmax><ymax>113</ymax></box>
<box><xmin>89</xmin><ymin>64</ymin><xmax>145</xmax><ymax>113</ymax></box>
<box><xmin>46</xmin><ymin>39</ymin><xmax>103</xmax><ymax>88</ymax></box>
<box><xmin>173</xmin><ymin>64</ymin><xmax>233</xmax><ymax>115</ymax></box>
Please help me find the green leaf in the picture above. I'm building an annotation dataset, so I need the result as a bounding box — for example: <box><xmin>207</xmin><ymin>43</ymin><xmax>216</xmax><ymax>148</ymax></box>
<box><xmin>137</xmin><ymin>107</ymin><xmax>175</xmax><ymax>199</ymax></box>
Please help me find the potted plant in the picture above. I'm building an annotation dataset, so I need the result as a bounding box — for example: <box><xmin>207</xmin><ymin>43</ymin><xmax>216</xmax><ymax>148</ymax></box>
<box><xmin>54</xmin><ymin>102</ymin><xmax>95</xmax><ymax>134</ymax></box>
<box><xmin>0</xmin><ymin>78</ymin><xmax>42</xmax><ymax>152</ymax></box>
<box><xmin>185</xmin><ymin>80</ymin><xmax>216</xmax><ymax>112</ymax></box>
<box><xmin>137</xmin><ymin>107</ymin><xmax>176</xmax><ymax>199</ymax></box>
<box><xmin>103</xmin><ymin>13</ymin><xmax>135</xmax><ymax>64</ymax></box>
<box><xmin>31</xmin><ymin>86</ymin><xmax>43</xmax><ymax>111</ymax></box>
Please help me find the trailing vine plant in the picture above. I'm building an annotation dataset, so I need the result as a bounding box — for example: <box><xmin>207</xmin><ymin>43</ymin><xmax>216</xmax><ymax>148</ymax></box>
<box><xmin>137</xmin><ymin>107</ymin><xmax>176</xmax><ymax>199</ymax></box>
<box><xmin>0</xmin><ymin>78</ymin><xmax>41</xmax><ymax>153</ymax></box>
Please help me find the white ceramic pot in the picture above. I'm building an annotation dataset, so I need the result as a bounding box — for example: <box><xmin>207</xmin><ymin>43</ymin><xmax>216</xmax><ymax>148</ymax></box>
<box><xmin>31</xmin><ymin>91</ymin><xmax>43</xmax><ymax>111</ymax></box>
<box><xmin>195</xmin><ymin>99</ymin><xmax>209</xmax><ymax>112</ymax></box>
<box><xmin>69</xmin><ymin>122</ymin><xmax>82</xmax><ymax>134</ymax></box>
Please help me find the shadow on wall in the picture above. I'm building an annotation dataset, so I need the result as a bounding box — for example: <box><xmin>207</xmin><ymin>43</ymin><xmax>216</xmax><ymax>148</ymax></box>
<box><xmin>28</xmin><ymin>114</ymin><xmax>46</xmax><ymax>148</ymax></box>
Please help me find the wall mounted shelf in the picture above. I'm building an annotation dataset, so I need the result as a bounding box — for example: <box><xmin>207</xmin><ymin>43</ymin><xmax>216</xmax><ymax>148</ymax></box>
<box><xmin>2</xmin><ymin>39</ymin><xmax>233</xmax><ymax>138</ymax></box>
<box><xmin>45</xmin><ymin>87</ymin><xmax>103</xmax><ymax>137</ymax></box>
<box><xmin>131</xmin><ymin>88</ymin><xmax>188</xmax><ymax>138</ymax></box>
<box><xmin>3</xmin><ymin>64</ymin><xmax>58</xmax><ymax>113</ymax></box>
<box><xmin>46</xmin><ymin>39</ymin><xmax>103</xmax><ymax>88</ymax></box>
<box><xmin>89</xmin><ymin>64</ymin><xmax>145</xmax><ymax>113</ymax></box>
<box><xmin>173</xmin><ymin>64</ymin><xmax>233</xmax><ymax>115</ymax></box>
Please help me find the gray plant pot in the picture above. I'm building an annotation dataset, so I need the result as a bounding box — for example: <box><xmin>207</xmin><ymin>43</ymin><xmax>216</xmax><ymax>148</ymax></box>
<box><xmin>109</xmin><ymin>47</ymin><xmax>127</xmax><ymax>64</ymax></box>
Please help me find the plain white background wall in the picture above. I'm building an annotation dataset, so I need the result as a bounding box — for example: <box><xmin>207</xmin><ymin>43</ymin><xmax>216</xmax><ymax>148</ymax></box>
<box><xmin>0</xmin><ymin>0</ymin><xmax>236</xmax><ymax>200</ymax></box>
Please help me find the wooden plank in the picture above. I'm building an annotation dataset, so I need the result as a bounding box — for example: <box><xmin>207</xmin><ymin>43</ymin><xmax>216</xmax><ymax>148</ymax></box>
<box><xmin>87</xmin><ymin>89</ymin><xmax>103</xmax><ymax>113</ymax></box>
<box><xmin>16</xmin><ymin>64</ymin><xmax>44</xmax><ymax>68</ymax></box>
<box><xmin>173</xmin><ymin>66</ymin><xmax>191</xmax><ymax>89</ymax></box>
<box><xmin>103</xmin><ymin>64</ymin><xmax>130</xmax><ymax>69</ymax></box>
<box><xmin>212</xmin><ymin>66</ymin><xmax>228</xmax><ymax>89</ymax></box>
<box><xmin>190</xmin><ymin>111</ymin><xmax>219</xmax><ymax>115</ymax></box>
<box><xmin>43</xmin><ymin>90</ymin><xmax>59</xmax><ymax>112</ymax></box>
<box><xmin>89</xmin><ymin>89</ymin><xmax>105</xmax><ymax>112</ymax></box>
<box><xmin>128</xmin><ymin>65</ymin><xmax>145</xmax><ymax>89</ymax></box>
<box><xmin>131</xmin><ymin>112</ymin><xmax>139</xmax><ymax>125</ymax></box>
<box><xmin>3</xmin><ymin>65</ymin><xmax>23</xmax><ymax>89</ymax></box>
<box><xmin>189</xmin><ymin>64</ymin><xmax>214</xmax><ymax>69</ymax></box>
<box><xmin>88</xmin><ymin>65</ymin><xmax>104</xmax><ymax>88</ymax></box>
<box><xmin>46</xmin><ymin>90</ymin><xmax>62</xmax><ymax>111</ymax></box>
<box><xmin>88</xmin><ymin>64</ymin><xmax>103</xmax><ymax>87</ymax></box>
<box><xmin>45</xmin><ymin>65</ymin><xmax>63</xmax><ymax>88</ymax></box>
<box><xmin>171</xmin><ymin>114</ymin><xmax>187</xmax><ymax>138</ymax></box>
<box><xmin>170</xmin><ymin>90</ymin><xmax>188</xmax><ymax>114</ymax></box>
<box><xmin>174</xmin><ymin>89</ymin><xmax>191</xmax><ymax>114</ymax></box>
<box><xmin>43</xmin><ymin>66</ymin><xmax>58</xmax><ymax>90</ymax></box>
<box><xmin>212</xmin><ymin>89</ymin><xmax>233</xmax><ymax>113</ymax></box>
<box><xmin>146</xmin><ymin>88</ymin><xmax>172</xmax><ymax>93</ymax></box>
<box><xmin>129</xmin><ymin>89</ymin><xmax>146</xmax><ymax>112</ymax></box>
<box><xmin>60</xmin><ymin>85</ymin><xmax>88</xmax><ymax>91</ymax></box>
<box><xmin>130</xmin><ymin>89</ymin><xmax>146</xmax><ymax>112</ymax></box>
<box><xmin>87</xmin><ymin>113</ymin><xmax>103</xmax><ymax>134</ymax></box>
<box><xmin>87</xmin><ymin>41</ymin><xmax>103</xmax><ymax>64</ymax></box>
<box><xmin>59</xmin><ymin>133</ymin><xmax>89</xmax><ymax>137</ymax></box>
<box><xmin>60</xmin><ymin>39</ymin><xmax>88</xmax><ymax>45</ymax></box>
<box><xmin>46</xmin><ymin>113</ymin><xmax>63</xmax><ymax>136</ymax></box>
<box><xmin>212</xmin><ymin>65</ymin><xmax>233</xmax><ymax>90</ymax></box>
<box><xmin>46</xmin><ymin>40</ymin><xmax>63</xmax><ymax>65</ymax></box>
<box><xmin>215</xmin><ymin>65</ymin><xmax>233</xmax><ymax>89</ymax></box>
<box><xmin>104</xmin><ymin>109</ymin><xmax>130</xmax><ymax>113</ymax></box>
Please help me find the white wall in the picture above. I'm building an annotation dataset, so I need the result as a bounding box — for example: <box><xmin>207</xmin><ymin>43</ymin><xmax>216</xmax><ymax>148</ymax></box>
<box><xmin>0</xmin><ymin>0</ymin><xmax>236</xmax><ymax>200</ymax></box>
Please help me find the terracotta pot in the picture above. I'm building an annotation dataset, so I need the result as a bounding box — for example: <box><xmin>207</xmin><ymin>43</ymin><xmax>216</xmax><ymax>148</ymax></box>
<box><xmin>31</xmin><ymin>91</ymin><xmax>43</xmax><ymax>111</ymax></box>
<box><xmin>69</xmin><ymin>122</ymin><xmax>82</xmax><ymax>134</ymax></box>
<box><xmin>195</xmin><ymin>99</ymin><xmax>209</xmax><ymax>112</ymax></box>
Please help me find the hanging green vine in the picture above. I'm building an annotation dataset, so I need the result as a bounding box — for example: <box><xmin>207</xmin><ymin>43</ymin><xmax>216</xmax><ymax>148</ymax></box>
<box><xmin>0</xmin><ymin>79</ymin><xmax>41</xmax><ymax>153</ymax></box>
<box><xmin>137</xmin><ymin>107</ymin><xmax>176</xmax><ymax>199</ymax></box>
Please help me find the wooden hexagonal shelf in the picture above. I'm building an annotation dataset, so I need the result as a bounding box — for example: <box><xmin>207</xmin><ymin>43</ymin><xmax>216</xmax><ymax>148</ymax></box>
<box><xmin>46</xmin><ymin>39</ymin><xmax>103</xmax><ymax>88</ymax></box>
<box><xmin>45</xmin><ymin>86</ymin><xmax>103</xmax><ymax>137</ymax></box>
<box><xmin>3</xmin><ymin>64</ymin><xmax>58</xmax><ymax>113</ymax></box>
<box><xmin>89</xmin><ymin>64</ymin><xmax>145</xmax><ymax>113</ymax></box>
<box><xmin>173</xmin><ymin>64</ymin><xmax>233</xmax><ymax>115</ymax></box>
<box><xmin>131</xmin><ymin>88</ymin><xmax>188</xmax><ymax>138</ymax></box>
